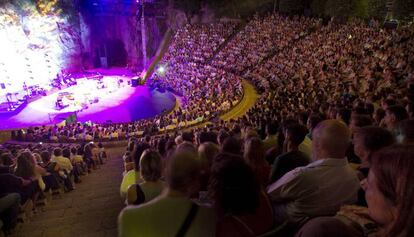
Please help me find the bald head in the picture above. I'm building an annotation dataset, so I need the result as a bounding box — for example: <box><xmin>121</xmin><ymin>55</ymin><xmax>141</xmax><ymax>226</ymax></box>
<box><xmin>312</xmin><ymin>120</ymin><xmax>351</xmax><ymax>160</ymax></box>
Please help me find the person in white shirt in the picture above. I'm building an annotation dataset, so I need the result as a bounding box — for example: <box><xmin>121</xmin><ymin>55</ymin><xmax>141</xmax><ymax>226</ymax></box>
<box><xmin>267</xmin><ymin>120</ymin><xmax>360</xmax><ymax>227</ymax></box>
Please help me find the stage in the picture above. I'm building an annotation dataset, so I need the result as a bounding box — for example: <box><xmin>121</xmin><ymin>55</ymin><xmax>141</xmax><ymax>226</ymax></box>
<box><xmin>0</xmin><ymin>69</ymin><xmax>176</xmax><ymax>130</ymax></box>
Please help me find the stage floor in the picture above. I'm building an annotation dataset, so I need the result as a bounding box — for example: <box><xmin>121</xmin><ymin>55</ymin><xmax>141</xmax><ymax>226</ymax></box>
<box><xmin>0</xmin><ymin>70</ymin><xmax>176</xmax><ymax>130</ymax></box>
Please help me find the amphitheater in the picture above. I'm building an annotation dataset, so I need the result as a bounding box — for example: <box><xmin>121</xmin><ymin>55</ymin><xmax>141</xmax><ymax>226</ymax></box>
<box><xmin>0</xmin><ymin>0</ymin><xmax>413</xmax><ymax>237</ymax></box>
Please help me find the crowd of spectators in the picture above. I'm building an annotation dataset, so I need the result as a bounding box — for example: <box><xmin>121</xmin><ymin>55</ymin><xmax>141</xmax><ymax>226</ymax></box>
<box><xmin>12</xmin><ymin>22</ymin><xmax>244</xmax><ymax>144</ymax></box>
<box><xmin>163</xmin><ymin>22</ymin><xmax>238</xmax><ymax>64</ymax></box>
<box><xmin>2</xmin><ymin>12</ymin><xmax>414</xmax><ymax>237</ymax></box>
<box><xmin>0</xmin><ymin>142</ymin><xmax>107</xmax><ymax>234</ymax></box>
<box><xmin>212</xmin><ymin>14</ymin><xmax>317</xmax><ymax>73</ymax></box>
<box><xmin>116</xmin><ymin>13</ymin><xmax>414</xmax><ymax>237</ymax></box>
<box><xmin>117</xmin><ymin>116</ymin><xmax>414</xmax><ymax>236</ymax></box>
<box><xmin>150</xmin><ymin>21</ymin><xmax>243</xmax><ymax>126</ymax></box>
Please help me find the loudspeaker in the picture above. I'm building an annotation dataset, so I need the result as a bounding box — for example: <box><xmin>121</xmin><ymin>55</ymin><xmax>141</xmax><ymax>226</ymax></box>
<box><xmin>100</xmin><ymin>57</ymin><xmax>108</xmax><ymax>68</ymax></box>
<box><xmin>384</xmin><ymin>20</ymin><xmax>398</xmax><ymax>30</ymax></box>
<box><xmin>131</xmin><ymin>79</ymin><xmax>139</xmax><ymax>87</ymax></box>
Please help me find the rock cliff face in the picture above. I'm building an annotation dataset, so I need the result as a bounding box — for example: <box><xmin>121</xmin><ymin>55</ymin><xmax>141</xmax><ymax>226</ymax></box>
<box><xmin>0</xmin><ymin>0</ymin><xmax>82</xmax><ymax>91</ymax></box>
<box><xmin>81</xmin><ymin>9</ymin><xmax>168</xmax><ymax>70</ymax></box>
<box><xmin>1</xmin><ymin>0</ymin><xmax>219</xmax><ymax>82</ymax></box>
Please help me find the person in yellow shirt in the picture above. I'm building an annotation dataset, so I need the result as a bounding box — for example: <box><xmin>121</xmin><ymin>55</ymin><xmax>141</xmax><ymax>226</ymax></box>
<box><xmin>120</xmin><ymin>142</ymin><xmax>149</xmax><ymax>199</ymax></box>
<box><xmin>51</xmin><ymin>148</ymin><xmax>73</xmax><ymax>173</ymax></box>
<box><xmin>126</xmin><ymin>150</ymin><xmax>165</xmax><ymax>205</ymax></box>
<box><xmin>118</xmin><ymin>149</ymin><xmax>215</xmax><ymax>237</ymax></box>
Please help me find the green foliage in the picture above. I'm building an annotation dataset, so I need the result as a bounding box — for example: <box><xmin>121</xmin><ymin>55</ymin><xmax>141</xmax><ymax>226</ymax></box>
<box><xmin>366</xmin><ymin>0</ymin><xmax>387</xmax><ymax>20</ymax></box>
<box><xmin>393</xmin><ymin>0</ymin><xmax>414</xmax><ymax>21</ymax></box>
<box><xmin>57</xmin><ymin>0</ymin><xmax>79</xmax><ymax>27</ymax></box>
<box><xmin>311</xmin><ymin>0</ymin><xmax>327</xmax><ymax>16</ymax></box>
<box><xmin>208</xmin><ymin>0</ymin><xmax>274</xmax><ymax>18</ymax></box>
<box><xmin>324</xmin><ymin>0</ymin><xmax>354</xmax><ymax>19</ymax></box>
<box><xmin>352</xmin><ymin>0</ymin><xmax>368</xmax><ymax>18</ymax></box>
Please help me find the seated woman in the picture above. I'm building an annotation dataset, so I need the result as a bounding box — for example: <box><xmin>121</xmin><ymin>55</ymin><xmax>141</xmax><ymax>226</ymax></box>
<box><xmin>120</xmin><ymin>142</ymin><xmax>147</xmax><ymax>199</ymax></box>
<box><xmin>123</xmin><ymin>151</ymin><xmax>134</xmax><ymax>174</ymax></box>
<box><xmin>63</xmin><ymin>148</ymin><xmax>81</xmax><ymax>183</ymax></box>
<box><xmin>338</xmin><ymin>145</ymin><xmax>414</xmax><ymax>237</ymax></box>
<box><xmin>244</xmin><ymin>137</ymin><xmax>270</xmax><ymax>187</ymax></box>
<box><xmin>70</xmin><ymin>147</ymin><xmax>87</xmax><ymax>175</ymax></box>
<box><xmin>39</xmin><ymin>151</ymin><xmax>63</xmax><ymax>192</ymax></box>
<box><xmin>209</xmin><ymin>153</ymin><xmax>274</xmax><ymax>237</ymax></box>
<box><xmin>123</xmin><ymin>139</ymin><xmax>136</xmax><ymax>174</ymax></box>
<box><xmin>361</xmin><ymin>144</ymin><xmax>414</xmax><ymax>237</ymax></box>
<box><xmin>14</xmin><ymin>151</ymin><xmax>45</xmax><ymax>209</ymax></box>
<box><xmin>126</xmin><ymin>150</ymin><xmax>165</xmax><ymax>205</ymax></box>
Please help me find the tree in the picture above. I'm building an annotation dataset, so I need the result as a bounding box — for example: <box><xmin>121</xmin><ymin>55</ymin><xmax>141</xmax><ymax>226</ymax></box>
<box><xmin>393</xmin><ymin>0</ymin><xmax>414</xmax><ymax>21</ymax></box>
<box><xmin>207</xmin><ymin>0</ymin><xmax>274</xmax><ymax>18</ymax></box>
<box><xmin>279</xmin><ymin>0</ymin><xmax>305</xmax><ymax>14</ymax></box>
<box><xmin>366</xmin><ymin>0</ymin><xmax>387</xmax><ymax>20</ymax></box>
<box><xmin>311</xmin><ymin>0</ymin><xmax>328</xmax><ymax>16</ymax></box>
<box><xmin>174</xmin><ymin>0</ymin><xmax>202</xmax><ymax>23</ymax></box>
<box><xmin>324</xmin><ymin>0</ymin><xmax>354</xmax><ymax>20</ymax></box>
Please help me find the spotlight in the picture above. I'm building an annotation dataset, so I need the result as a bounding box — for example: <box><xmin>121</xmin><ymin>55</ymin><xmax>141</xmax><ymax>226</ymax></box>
<box><xmin>157</xmin><ymin>65</ymin><xmax>166</xmax><ymax>75</ymax></box>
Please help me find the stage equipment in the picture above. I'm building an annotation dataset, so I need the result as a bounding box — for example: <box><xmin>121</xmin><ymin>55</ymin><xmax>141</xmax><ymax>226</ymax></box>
<box><xmin>384</xmin><ymin>19</ymin><xmax>398</xmax><ymax>30</ymax></box>
<box><xmin>131</xmin><ymin>76</ymin><xmax>145</xmax><ymax>87</ymax></box>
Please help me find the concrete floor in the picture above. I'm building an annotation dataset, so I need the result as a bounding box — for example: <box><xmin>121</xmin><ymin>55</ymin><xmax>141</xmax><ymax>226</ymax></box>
<box><xmin>12</xmin><ymin>147</ymin><xmax>126</xmax><ymax>237</ymax></box>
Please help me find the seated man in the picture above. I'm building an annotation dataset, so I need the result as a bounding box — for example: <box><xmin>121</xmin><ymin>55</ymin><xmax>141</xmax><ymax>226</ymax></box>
<box><xmin>118</xmin><ymin>150</ymin><xmax>215</xmax><ymax>237</ymax></box>
<box><xmin>51</xmin><ymin>148</ymin><xmax>73</xmax><ymax>174</ymax></box>
<box><xmin>267</xmin><ymin>120</ymin><xmax>360</xmax><ymax>228</ymax></box>
<box><xmin>0</xmin><ymin>193</ymin><xmax>21</xmax><ymax>233</ymax></box>
<box><xmin>383</xmin><ymin>105</ymin><xmax>409</xmax><ymax>134</ymax></box>
<box><xmin>270</xmin><ymin>123</ymin><xmax>310</xmax><ymax>183</ymax></box>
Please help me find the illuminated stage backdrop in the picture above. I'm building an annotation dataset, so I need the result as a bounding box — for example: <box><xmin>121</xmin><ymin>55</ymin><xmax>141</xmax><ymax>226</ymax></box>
<box><xmin>0</xmin><ymin>0</ymin><xmax>82</xmax><ymax>98</ymax></box>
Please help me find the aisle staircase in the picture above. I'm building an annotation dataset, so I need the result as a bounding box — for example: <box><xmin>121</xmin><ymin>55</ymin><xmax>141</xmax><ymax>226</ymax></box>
<box><xmin>205</xmin><ymin>20</ymin><xmax>247</xmax><ymax>64</ymax></box>
<box><xmin>10</xmin><ymin>147</ymin><xmax>126</xmax><ymax>237</ymax></box>
<box><xmin>242</xmin><ymin>24</ymin><xmax>318</xmax><ymax>75</ymax></box>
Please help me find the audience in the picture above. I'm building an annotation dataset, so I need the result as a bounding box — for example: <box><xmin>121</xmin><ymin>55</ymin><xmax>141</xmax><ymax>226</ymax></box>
<box><xmin>126</xmin><ymin>150</ymin><xmax>165</xmax><ymax>205</ymax></box>
<box><xmin>267</xmin><ymin>120</ymin><xmax>360</xmax><ymax>228</ymax></box>
<box><xmin>120</xmin><ymin>143</ymin><xmax>144</xmax><ymax>199</ymax></box>
<box><xmin>0</xmin><ymin>193</ymin><xmax>21</xmax><ymax>234</ymax></box>
<box><xmin>384</xmin><ymin>105</ymin><xmax>409</xmax><ymax>133</ymax></box>
<box><xmin>244</xmin><ymin>137</ymin><xmax>270</xmax><ymax>187</ymax></box>
<box><xmin>210</xmin><ymin>153</ymin><xmax>274</xmax><ymax>237</ymax></box>
<box><xmin>270</xmin><ymin>123</ymin><xmax>310</xmax><ymax>184</ymax></box>
<box><xmin>361</xmin><ymin>145</ymin><xmax>414</xmax><ymax>237</ymax></box>
<box><xmin>2</xmin><ymin>11</ymin><xmax>414</xmax><ymax>237</ymax></box>
<box><xmin>118</xmin><ymin>150</ymin><xmax>215</xmax><ymax>237</ymax></box>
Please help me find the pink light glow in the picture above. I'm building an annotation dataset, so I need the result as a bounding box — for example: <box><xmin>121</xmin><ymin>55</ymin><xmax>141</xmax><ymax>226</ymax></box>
<box><xmin>0</xmin><ymin>3</ymin><xmax>74</xmax><ymax>98</ymax></box>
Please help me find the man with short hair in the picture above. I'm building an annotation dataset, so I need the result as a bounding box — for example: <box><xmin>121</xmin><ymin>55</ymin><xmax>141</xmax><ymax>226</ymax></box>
<box><xmin>270</xmin><ymin>123</ymin><xmax>310</xmax><ymax>183</ymax></box>
<box><xmin>263</xmin><ymin>121</ymin><xmax>278</xmax><ymax>152</ymax></box>
<box><xmin>51</xmin><ymin>148</ymin><xmax>73</xmax><ymax>173</ymax></box>
<box><xmin>118</xmin><ymin>150</ymin><xmax>215</xmax><ymax>237</ymax></box>
<box><xmin>384</xmin><ymin>105</ymin><xmax>409</xmax><ymax>133</ymax></box>
<box><xmin>267</xmin><ymin>120</ymin><xmax>360</xmax><ymax>227</ymax></box>
<box><xmin>397</xmin><ymin>119</ymin><xmax>414</xmax><ymax>144</ymax></box>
